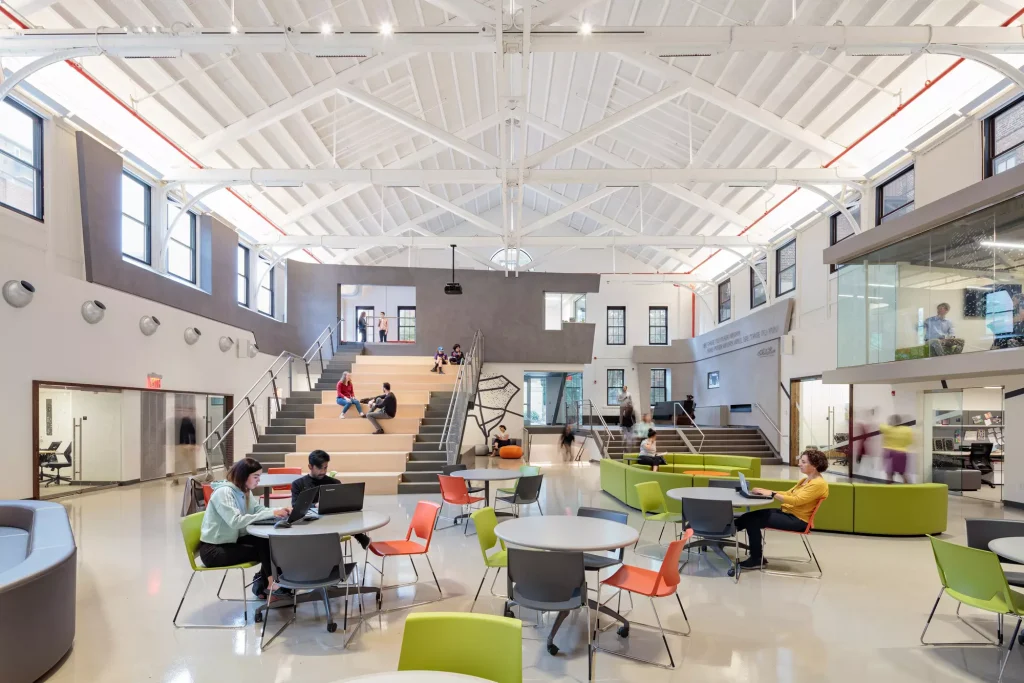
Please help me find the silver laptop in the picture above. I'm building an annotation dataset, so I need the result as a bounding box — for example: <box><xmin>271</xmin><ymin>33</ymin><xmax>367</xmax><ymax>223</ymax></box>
<box><xmin>738</xmin><ymin>473</ymin><xmax>773</xmax><ymax>499</ymax></box>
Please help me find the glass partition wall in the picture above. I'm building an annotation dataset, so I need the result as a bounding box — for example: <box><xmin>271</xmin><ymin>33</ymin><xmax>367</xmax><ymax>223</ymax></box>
<box><xmin>837</xmin><ymin>192</ymin><xmax>1024</xmax><ymax>367</ymax></box>
<box><xmin>925</xmin><ymin>387</ymin><xmax>1004</xmax><ymax>502</ymax></box>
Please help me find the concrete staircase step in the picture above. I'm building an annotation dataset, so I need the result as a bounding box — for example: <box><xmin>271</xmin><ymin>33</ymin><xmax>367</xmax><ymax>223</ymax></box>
<box><xmin>398</xmin><ymin>481</ymin><xmax>441</xmax><ymax>494</ymax></box>
<box><xmin>406</xmin><ymin>460</ymin><xmax>446</xmax><ymax>472</ymax></box>
<box><xmin>265</xmin><ymin>426</ymin><xmax>305</xmax><ymax>435</ymax></box>
<box><xmin>270</xmin><ymin>417</ymin><xmax>307</xmax><ymax>427</ymax></box>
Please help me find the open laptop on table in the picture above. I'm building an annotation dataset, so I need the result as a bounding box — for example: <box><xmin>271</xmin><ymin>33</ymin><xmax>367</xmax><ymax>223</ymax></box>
<box><xmin>314</xmin><ymin>482</ymin><xmax>365</xmax><ymax>516</ymax></box>
<box><xmin>738</xmin><ymin>473</ymin><xmax>774</xmax><ymax>500</ymax></box>
<box><xmin>251</xmin><ymin>485</ymin><xmax>318</xmax><ymax>528</ymax></box>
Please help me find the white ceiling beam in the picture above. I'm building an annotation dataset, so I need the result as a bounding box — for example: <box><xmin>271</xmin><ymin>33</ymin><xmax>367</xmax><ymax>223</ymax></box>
<box><xmin>531</xmin><ymin>0</ymin><xmax>605</xmax><ymax>26</ymax></box>
<box><xmin>525</xmin><ymin>82</ymin><xmax>689</xmax><ymax>168</ymax></box>
<box><xmin>164</xmin><ymin>168</ymin><xmax>497</xmax><ymax>184</ymax></box>
<box><xmin>530</xmin><ymin>168</ymin><xmax>863</xmax><ymax>183</ymax></box>
<box><xmin>404</xmin><ymin>187</ymin><xmax>504</xmax><ymax>235</ymax></box>
<box><xmin>520</xmin><ymin>187</ymin><xmax>622</xmax><ymax>236</ymax></box>
<box><xmin>418</xmin><ymin>0</ymin><xmax>497</xmax><ymax>25</ymax></box>
<box><xmin>265</xmin><ymin>234</ymin><xmax>769</xmax><ymax>248</ymax></box>
<box><xmin>653</xmin><ymin>183</ymin><xmax>748</xmax><ymax>229</ymax></box>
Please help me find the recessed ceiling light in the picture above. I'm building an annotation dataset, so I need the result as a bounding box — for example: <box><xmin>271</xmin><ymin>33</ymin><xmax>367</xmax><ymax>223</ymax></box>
<box><xmin>321</xmin><ymin>23</ymin><xmax>332</xmax><ymax>34</ymax></box>
<box><xmin>229</xmin><ymin>24</ymin><xmax>239</xmax><ymax>34</ymax></box>
<box><xmin>150</xmin><ymin>26</ymin><xmax>159</xmax><ymax>33</ymax></box>
<box><xmin>580</xmin><ymin>23</ymin><xmax>592</xmax><ymax>35</ymax></box>
<box><xmin>379</xmin><ymin>22</ymin><xmax>393</xmax><ymax>35</ymax></box>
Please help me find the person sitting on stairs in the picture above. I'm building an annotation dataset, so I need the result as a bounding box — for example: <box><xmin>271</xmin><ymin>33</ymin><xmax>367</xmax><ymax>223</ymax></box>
<box><xmin>336</xmin><ymin>371</ymin><xmax>364</xmax><ymax>418</ymax></box>
<box><xmin>432</xmin><ymin>346</ymin><xmax>448</xmax><ymax>374</ymax></box>
<box><xmin>290</xmin><ymin>450</ymin><xmax>369</xmax><ymax>549</ymax></box>
<box><xmin>362</xmin><ymin>382</ymin><xmax>397</xmax><ymax>434</ymax></box>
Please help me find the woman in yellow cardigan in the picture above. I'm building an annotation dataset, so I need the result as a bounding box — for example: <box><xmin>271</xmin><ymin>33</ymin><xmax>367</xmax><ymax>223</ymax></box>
<box><xmin>735</xmin><ymin>449</ymin><xmax>830</xmax><ymax>569</ymax></box>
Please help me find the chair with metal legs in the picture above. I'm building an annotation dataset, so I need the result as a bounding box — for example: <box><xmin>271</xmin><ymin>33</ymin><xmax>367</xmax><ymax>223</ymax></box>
<box><xmin>681</xmin><ymin>497</ymin><xmax>741</xmax><ymax>582</ymax></box>
<box><xmin>364</xmin><ymin>500</ymin><xmax>443</xmax><ymax>612</ymax></box>
<box><xmin>759</xmin><ymin>499</ymin><xmax>824</xmax><ymax>579</ymax></box>
<box><xmin>442</xmin><ymin>464</ymin><xmax>485</xmax><ymax>495</ymax></box>
<box><xmin>173</xmin><ymin>512</ymin><xmax>259</xmax><ymax>629</ymax></box>
<box><xmin>469</xmin><ymin>507</ymin><xmax>508</xmax><ymax>612</ymax></box>
<box><xmin>921</xmin><ymin>536</ymin><xmax>1024</xmax><ymax>682</ymax></box>
<box><xmin>578</xmin><ymin>507</ymin><xmax>633</xmax><ymax>622</ymax></box>
<box><xmin>436</xmin><ymin>475</ymin><xmax>485</xmax><ymax>533</ymax></box>
<box><xmin>633</xmin><ymin>482</ymin><xmax>682</xmax><ymax>554</ymax></box>
<box><xmin>495</xmin><ymin>474</ymin><xmax>544</xmax><ymax>517</ymax></box>
<box><xmin>594</xmin><ymin>531</ymin><xmax>693</xmax><ymax>672</ymax></box>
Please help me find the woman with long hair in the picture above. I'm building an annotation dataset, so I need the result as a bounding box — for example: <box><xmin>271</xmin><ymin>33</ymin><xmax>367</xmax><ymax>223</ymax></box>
<box><xmin>336</xmin><ymin>370</ymin><xmax>364</xmax><ymax>418</ymax></box>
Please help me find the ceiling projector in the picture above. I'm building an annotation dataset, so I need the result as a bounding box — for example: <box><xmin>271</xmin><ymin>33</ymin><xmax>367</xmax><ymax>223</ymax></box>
<box><xmin>445</xmin><ymin>244</ymin><xmax>462</xmax><ymax>295</ymax></box>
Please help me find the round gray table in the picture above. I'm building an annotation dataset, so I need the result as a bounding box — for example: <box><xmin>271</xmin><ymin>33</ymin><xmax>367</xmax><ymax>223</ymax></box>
<box><xmin>452</xmin><ymin>468</ymin><xmax>521</xmax><ymax>516</ymax></box>
<box><xmin>338</xmin><ymin>673</ymin><xmax>491</xmax><ymax>682</ymax></box>
<box><xmin>246</xmin><ymin>511</ymin><xmax>390</xmax><ymax>620</ymax></box>
<box><xmin>253</xmin><ymin>473</ymin><xmax>302</xmax><ymax>506</ymax></box>
<box><xmin>989</xmin><ymin>537</ymin><xmax>1024</xmax><ymax>645</ymax></box>
<box><xmin>667</xmin><ymin>487</ymin><xmax>776</xmax><ymax>509</ymax></box>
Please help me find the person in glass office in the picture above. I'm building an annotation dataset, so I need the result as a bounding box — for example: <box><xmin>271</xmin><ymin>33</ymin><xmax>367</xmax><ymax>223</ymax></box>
<box><xmin>199</xmin><ymin>458</ymin><xmax>291</xmax><ymax>599</ymax></box>
<box><xmin>735</xmin><ymin>449</ymin><xmax>830</xmax><ymax>570</ymax></box>
<box><xmin>923</xmin><ymin>303</ymin><xmax>955</xmax><ymax>356</ymax></box>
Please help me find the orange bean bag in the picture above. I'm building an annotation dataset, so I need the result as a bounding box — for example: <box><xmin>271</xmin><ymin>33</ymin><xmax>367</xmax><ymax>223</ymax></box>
<box><xmin>499</xmin><ymin>445</ymin><xmax>523</xmax><ymax>460</ymax></box>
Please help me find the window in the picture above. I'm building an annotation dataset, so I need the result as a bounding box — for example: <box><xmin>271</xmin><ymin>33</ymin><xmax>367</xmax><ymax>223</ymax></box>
<box><xmin>398</xmin><ymin>306</ymin><xmax>416</xmax><ymax>341</ymax></box>
<box><xmin>237</xmin><ymin>245</ymin><xmax>250</xmax><ymax>306</ymax></box>
<box><xmin>166</xmin><ymin>202</ymin><xmax>196</xmax><ymax>284</ymax></box>
<box><xmin>986</xmin><ymin>98</ymin><xmax>1024</xmax><ymax>177</ymax></box>
<box><xmin>490</xmin><ymin>248</ymin><xmax>533</xmax><ymax>270</ymax></box>
<box><xmin>750</xmin><ymin>257</ymin><xmax>767</xmax><ymax>309</ymax></box>
<box><xmin>649</xmin><ymin>306</ymin><xmax>668</xmax><ymax>345</ymax></box>
<box><xmin>776</xmin><ymin>239</ymin><xmax>797</xmax><ymax>296</ymax></box>
<box><xmin>606</xmin><ymin>369</ymin><xmax>624</xmax><ymax>406</ymax></box>
<box><xmin>606</xmin><ymin>306</ymin><xmax>625</xmax><ymax>345</ymax></box>
<box><xmin>0</xmin><ymin>99</ymin><xmax>43</xmax><ymax>219</ymax></box>
<box><xmin>121</xmin><ymin>172</ymin><xmax>151</xmax><ymax>264</ymax></box>
<box><xmin>545</xmin><ymin>292</ymin><xmax>587</xmax><ymax>329</ymax></box>
<box><xmin>718</xmin><ymin>280</ymin><xmax>732</xmax><ymax>323</ymax></box>
<box><xmin>876</xmin><ymin>166</ymin><xmax>915</xmax><ymax>224</ymax></box>
<box><xmin>650</xmin><ymin>368</ymin><xmax>668</xmax><ymax>405</ymax></box>
<box><xmin>256</xmin><ymin>256</ymin><xmax>274</xmax><ymax>316</ymax></box>
<box><xmin>829</xmin><ymin>204</ymin><xmax>860</xmax><ymax>273</ymax></box>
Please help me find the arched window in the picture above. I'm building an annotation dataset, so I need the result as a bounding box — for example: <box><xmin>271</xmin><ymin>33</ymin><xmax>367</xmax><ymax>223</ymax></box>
<box><xmin>490</xmin><ymin>248</ymin><xmax>533</xmax><ymax>270</ymax></box>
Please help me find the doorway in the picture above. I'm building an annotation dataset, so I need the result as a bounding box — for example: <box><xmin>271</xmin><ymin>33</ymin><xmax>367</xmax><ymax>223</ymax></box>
<box><xmin>790</xmin><ymin>377</ymin><xmax>852</xmax><ymax>477</ymax></box>
<box><xmin>925</xmin><ymin>387</ymin><xmax>1004</xmax><ymax>502</ymax></box>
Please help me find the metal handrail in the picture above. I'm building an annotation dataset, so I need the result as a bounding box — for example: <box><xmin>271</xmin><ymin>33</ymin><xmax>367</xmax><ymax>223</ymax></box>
<box><xmin>565</xmin><ymin>399</ymin><xmax>613</xmax><ymax>456</ymax></box>
<box><xmin>672</xmin><ymin>401</ymin><xmax>705</xmax><ymax>451</ymax></box>
<box><xmin>438</xmin><ymin>331</ymin><xmax>484</xmax><ymax>465</ymax></box>
<box><xmin>301</xmin><ymin>317</ymin><xmax>345</xmax><ymax>390</ymax></box>
<box><xmin>201</xmin><ymin>350</ymin><xmax>300</xmax><ymax>476</ymax></box>
<box><xmin>754</xmin><ymin>402</ymin><xmax>783</xmax><ymax>437</ymax></box>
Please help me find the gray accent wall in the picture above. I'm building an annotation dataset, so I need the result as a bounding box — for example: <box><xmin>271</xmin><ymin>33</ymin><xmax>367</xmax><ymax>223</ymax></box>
<box><xmin>140</xmin><ymin>391</ymin><xmax>166</xmax><ymax>481</ymax></box>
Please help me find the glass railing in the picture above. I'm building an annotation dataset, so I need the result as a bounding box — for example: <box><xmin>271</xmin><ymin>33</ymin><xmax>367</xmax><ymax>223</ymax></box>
<box><xmin>837</xmin><ymin>191</ymin><xmax>1024</xmax><ymax>367</ymax></box>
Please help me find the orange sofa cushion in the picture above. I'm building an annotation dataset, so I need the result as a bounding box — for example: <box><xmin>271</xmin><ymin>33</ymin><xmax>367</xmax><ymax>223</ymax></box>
<box><xmin>499</xmin><ymin>445</ymin><xmax>523</xmax><ymax>459</ymax></box>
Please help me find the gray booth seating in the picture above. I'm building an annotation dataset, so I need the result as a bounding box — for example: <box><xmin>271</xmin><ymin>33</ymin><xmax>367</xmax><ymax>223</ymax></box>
<box><xmin>0</xmin><ymin>501</ymin><xmax>77</xmax><ymax>683</ymax></box>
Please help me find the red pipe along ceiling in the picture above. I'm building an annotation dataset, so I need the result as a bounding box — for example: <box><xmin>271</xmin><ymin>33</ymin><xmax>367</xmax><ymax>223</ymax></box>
<box><xmin>0</xmin><ymin>5</ymin><xmax>322</xmax><ymax>264</ymax></box>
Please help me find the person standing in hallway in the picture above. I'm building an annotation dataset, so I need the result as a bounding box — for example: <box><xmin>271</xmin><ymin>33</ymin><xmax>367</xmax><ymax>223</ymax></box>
<box><xmin>199</xmin><ymin>458</ymin><xmax>291</xmax><ymax>599</ymax></box>
<box><xmin>290</xmin><ymin>450</ymin><xmax>370</xmax><ymax>549</ymax></box>
<box><xmin>923</xmin><ymin>303</ymin><xmax>955</xmax><ymax>356</ymax></box>
<box><xmin>357</xmin><ymin>311</ymin><xmax>368</xmax><ymax>343</ymax></box>
<box><xmin>879</xmin><ymin>415</ymin><xmax>913</xmax><ymax>483</ymax></box>
<box><xmin>621</xmin><ymin>400</ymin><xmax>637</xmax><ymax>450</ymax></box>
<box><xmin>735</xmin><ymin>449</ymin><xmax>830</xmax><ymax>569</ymax></box>
<box><xmin>378</xmin><ymin>314</ymin><xmax>389</xmax><ymax>343</ymax></box>
<box><xmin>336</xmin><ymin>371</ymin><xmax>363</xmax><ymax>418</ymax></box>
<box><xmin>634</xmin><ymin>412</ymin><xmax>655</xmax><ymax>444</ymax></box>
<box><xmin>364</xmin><ymin>382</ymin><xmax>397</xmax><ymax>434</ymax></box>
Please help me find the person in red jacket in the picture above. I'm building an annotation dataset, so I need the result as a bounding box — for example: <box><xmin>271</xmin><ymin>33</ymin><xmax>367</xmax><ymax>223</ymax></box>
<box><xmin>336</xmin><ymin>371</ymin><xmax>364</xmax><ymax>418</ymax></box>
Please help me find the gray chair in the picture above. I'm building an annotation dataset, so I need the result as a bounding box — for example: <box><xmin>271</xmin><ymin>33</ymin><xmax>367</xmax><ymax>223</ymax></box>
<box><xmin>681</xmin><ymin>497</ymin><xmax>741</xmax><ymax>582</ymax></box>
<box><xmin>496</xmin><ymin>474</ymin><xmax>544</xmax><ymax>517</ymax></box>
<box><xmin>966</xmin><ymin>519</ymin><xmax>1024</xmax><ymax>587</ymax></box>
<box><xmin>505</xmin><ymin>547</ymin><xmax>591</xmax><ymax>675</ymax></box>
<box><xmin>578</xmin><ymin>507</ymin><xmax>633</xmax><ymax>621</ymax></box>
<box><xmin>707</xmin><ymin>478</ymin><xmax>739</xmax><ymax>490</ymax></box>
<box><xmin>442</xmin><ymin>463</ymin><xmax>484</xmax><ymax>495</ymax></box>
<box><xmin>261</xmin><ymin>533</ymin><xmax>361</xmax><ymax>649</ymax></box>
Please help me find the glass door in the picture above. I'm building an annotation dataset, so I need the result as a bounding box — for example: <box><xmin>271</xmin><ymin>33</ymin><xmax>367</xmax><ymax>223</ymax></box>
<box><xmin>39</xmin><ymin>385</ymin><xmax>123</xmax><ymax>499</ymax></box>
<box><xmin>791</xmin><ymin>377</ymin><xmax>851</xmax><ymax>477</ymax></box>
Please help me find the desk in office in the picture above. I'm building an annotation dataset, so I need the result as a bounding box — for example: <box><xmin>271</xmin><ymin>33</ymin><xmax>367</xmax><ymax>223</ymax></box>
<box><xmin>246</xmin><ymin>511</ymin><xmax>390</xmax><ymax>621</ymax></box>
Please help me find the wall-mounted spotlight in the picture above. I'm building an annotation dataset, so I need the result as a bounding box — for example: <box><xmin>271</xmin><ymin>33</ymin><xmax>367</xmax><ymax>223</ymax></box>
<box><xmin>218</xmin><ymin>336</ymin><xmax>235</xmax><ymax>352</ymax></box>
<box><xmin>81</xmin><ymin>300</ymin><xmax>106</xmax><ymax>324</ymax></box>
<box><xmin>184</xmin><ymin>327</ymin><xmax>202</xmax><ymax>345</ymax></box>
<box><xmin>2</xmin><ymin>280</ymin><xmax>35</xmax><ymax>308</ymax></box>
<box><xmin>139</xmin><ymin>315</ymin><xmax>161</xmax><ymax>336</ymax></box>
<box><xmin>248</xmin><ymin>340</ymin><xmax>260</xmax><ymax>358</ymax></box>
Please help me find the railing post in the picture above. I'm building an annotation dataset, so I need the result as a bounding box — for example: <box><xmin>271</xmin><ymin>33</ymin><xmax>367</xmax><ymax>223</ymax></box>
<box><xmin>244</xmin><ymin>397</ymin><xmax>259</xmax><ymax>441</ymax></box>
<box><xmin>318</xmin><ymin>345</ymin><xmax>325</xmax><ymax>375</ymax></box>
<box><xmin>270</xmin><ymin>371</ymin><xmax>282</xmax><ymax>412</ymax></box>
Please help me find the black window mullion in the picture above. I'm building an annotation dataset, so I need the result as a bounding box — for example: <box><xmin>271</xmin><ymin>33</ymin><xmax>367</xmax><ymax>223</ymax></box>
<box><xmin>0</xmin><ymin>99</ymin><xmax>44</xmax><ymax>220</ymax></box>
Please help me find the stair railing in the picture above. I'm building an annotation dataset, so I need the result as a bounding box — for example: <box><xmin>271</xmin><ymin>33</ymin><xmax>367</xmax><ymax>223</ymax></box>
<box><xmin>672</xmin><ymin>401</ymin><xmax>705</xmax><ymax>452</ymax></box>
<box><xmin>202</xmin><ymin>350</ymin><xmax>301</xmax><ymax>478</ymax></box>
<box><xmin>438</xmin><ymin>330</ymin><xmax>484</xmax><ymax>466</ymax></box>
<box><xmin>302</xmin><ymin>317</ymin><xmax>344</xmax><ymax>390</ymax></box>
<box><xmin>565</xmin><ymin>399</ymin><xmax>613</xmax><ymax>457</ymax></box>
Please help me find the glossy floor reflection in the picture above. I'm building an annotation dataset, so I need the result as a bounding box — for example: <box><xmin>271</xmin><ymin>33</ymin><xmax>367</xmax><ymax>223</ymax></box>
<box><xmin>46</xmin><ymin>450</ymin><xmax>1024</xmax><ymax>683</ymax></box>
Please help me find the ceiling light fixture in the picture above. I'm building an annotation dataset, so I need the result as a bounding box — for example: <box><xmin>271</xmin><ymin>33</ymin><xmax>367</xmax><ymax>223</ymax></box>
<box><xmin>981</xmin><ymin>240</ymin><xmax>1024</xmax><ymax>249</ymax></box>
<box><xmin>139</xmin><ymin>315</ymin><xmax>161</xmax><ymax>336</ymax></box>
<box><xmin>184</xmin><ymin>327</ymin><xmax>202</xmax><ymax>345</ymax></box>
<box><xmin>229</xmin><ymin>24</ymin><xmax>239</xmax><ymax>34</ymax></box>
<box><xmin>580</xmin><ymin>23</ymin><xmax>592</xmax><ymax>35</ymax></box>
<box><xmin>219</xmin><ymin>336</ymin><xmax>235</xmax><ymax>352</ymax></box>
<box><xmin>321</xmin><ymin>23</ymin><xmax>333</xmax><ymax>35</ymax></box>
<box><xmin>2</xmin><ymin>280</ymin><xmax>35</xmax><ymax>308</ymax></box>
<box><xmin>81</xmin><ymin>300</ymin><xmax>106</xmax><ymax>324</ymax></box>
<box><xmin>379</xmin><ymin>22</ymin><xmax>393</xmax><ymax>35</ymax></box>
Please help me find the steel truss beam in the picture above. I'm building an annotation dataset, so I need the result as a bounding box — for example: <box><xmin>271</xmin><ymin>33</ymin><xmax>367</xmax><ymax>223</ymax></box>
<box><xmin>261</xmin><ymin>234</ymin><xmax>769</xmax><ymax>248</ymax></box>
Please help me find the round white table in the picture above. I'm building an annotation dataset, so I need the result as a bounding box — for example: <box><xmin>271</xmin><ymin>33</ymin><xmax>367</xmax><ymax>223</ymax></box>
<box><xmin>246</xmin><ymin>511</ymin><xmax>390</xmax><ymax>621</ymax></box>
<box><xmin>338</xmin><ymin>673</ymin><xmax>491</xmax><ymax>682</ymax></box>
<box><xmin>451</xmin><ymin>468</ymin><xmax>521</xmax><ymax>516</ymax></box>
<box><xmin>990</xmin><ymin>537</ymin><xmax>1024</xmax><ymax>564</ymax></box>
<box><xmin>666</xmin><ymin>486</ymin><xmax>776</xmax><ymax>509</ymax></box>
<box><xmin>253</xmin><ymin>473</ymin><xmax>302</xmax><ymax>506</ymax></box>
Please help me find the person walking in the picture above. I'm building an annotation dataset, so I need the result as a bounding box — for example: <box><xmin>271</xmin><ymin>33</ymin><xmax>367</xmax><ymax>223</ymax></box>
<box><xmin>634</xmin><ymin>412</ymin><xmax>655</xmax><ymax>444</ymax></box>
<box><xmin>357</xmin><ymin>311</ymin><xmax>368</xmax><ymax>343</ymax></box>
<box><xmin>377</xmin><ymin>314</ymin><xmax>389</xmax><ymax>343</ymax></box>
<box><xmin>879</xmin><ymin>415</ymin><xmax>913</xmax><ymax>483</ymax></box>
<box><xmin>559</xmin><ymin>423</ymin><xmax>576</xmax><ymax>462</ymax></box>
<box><xmin>621</xmin><ymin>401</ymin><xmax>637</xmax><ymax>450</ymax></box>
<box><xmin>364</xmin><ymin>382</ymin><xmax>397</xmax><ymax>434</ymax></box>
<box><xmin>335</xmin><ymin>371</ymin><xmax>364</xmax><ymax>418</ymax></box>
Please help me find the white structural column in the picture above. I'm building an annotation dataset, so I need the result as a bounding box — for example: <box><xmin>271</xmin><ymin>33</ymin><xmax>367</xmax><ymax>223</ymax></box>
<box><xmin>404</xmin><ymin>187</ymin><xmax>503</xmax><ymax>235</ymax></box>
<box><xmin>513</xmin><ymin>0</ymin><xmax>532</xmax><ymax>274</ymax></box>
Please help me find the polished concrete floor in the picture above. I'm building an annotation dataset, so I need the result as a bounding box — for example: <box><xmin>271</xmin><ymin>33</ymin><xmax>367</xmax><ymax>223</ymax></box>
<box><xmin>44</xmin><ymin>448</ymin><xmax>1024</xmax><ymax>683</ymax></box>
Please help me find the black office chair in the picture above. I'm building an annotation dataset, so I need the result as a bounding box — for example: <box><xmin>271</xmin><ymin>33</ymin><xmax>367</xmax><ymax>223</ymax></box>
<box><xmin>681</xmin><ymin>497</ymin><xmax>741</xmax><ymax>582</ymax></box>
<box><xmin>38</xmin><ymin>441</ymin><xmax>60</xmax><ymax>483</ymax></box>
<box><xmin>969</xmin><ymin>442</ymin><xmax>996</xmax><ymax>488</ymax></box>
<box><xmin>577</xmin><ymin>507</ymin><xmax>628</xmax><ymax>573</ymax></box>
<box><xmin>495</xmin><ymin>474</ymin><xmax>543</xmax><ymax>517</ymax></box>
<box><xmin>44</xmin><ymin>444</ymin><xmax>73</xmax><ymax>486</ymax></box>
<box><xmin>707</xmin><ymin>478</ymin><xmax>739</xmax><ymax>489</ymax></box>
<box><xmin>442</xmin><ymin>463</ymin><xmax>484</xmax><ymax>495</ymax></box>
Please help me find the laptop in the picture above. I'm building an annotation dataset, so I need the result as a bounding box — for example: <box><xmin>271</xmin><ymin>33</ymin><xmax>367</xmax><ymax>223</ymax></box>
<box><xmin>316</xmin><ymin>482</ymin><xmax>365</xmax><ymax>516</ymax></box>
<box><xmin>738</xmin><ymin>473</ymin><xmax>773</xmax><ymax>500</ymax></box>
<box><xmin>251</xmin><ymin>485</ymin><xmax>319</xmax><ymax>528</ymax></box>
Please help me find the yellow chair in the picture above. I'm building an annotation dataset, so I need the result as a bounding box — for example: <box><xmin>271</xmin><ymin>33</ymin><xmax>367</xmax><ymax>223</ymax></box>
<box><xmin>470</xmin><ymin>507</ymin><xmax>508</xmax><ymax>612</ymax></box>
<box><xmin>399</xmin><ymin>612</ymin><xmax>522</xmax><ymax>683</ymax></box>
<box><xmin>634</xmin><ymin>481</ymin><xmax>683</xmax><ymax>550</ymax></box>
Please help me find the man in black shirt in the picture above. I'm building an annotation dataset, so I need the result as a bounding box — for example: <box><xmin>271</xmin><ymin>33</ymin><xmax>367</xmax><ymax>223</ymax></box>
<box><xmin>363</xmin><ymin>382</ymin><xmax>397</xmax><ymax>434</ymax></box>
<box><xmin>291</xmin><ymin>450</ymin><xmax>369</xmax><ymax>548</ymax></box>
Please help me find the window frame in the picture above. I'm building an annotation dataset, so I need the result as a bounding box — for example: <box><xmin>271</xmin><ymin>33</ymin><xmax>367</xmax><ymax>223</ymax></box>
<box><xmin>397</xmin><ymin>306</ymin><xmax>416</xmax><ymax>342</ymax></box>
<box><xmin>0</xmin><ymin>98</ymin><xmax>43</xmax><ymax>221</ymax></box>
<box><xmin>648</xmin><ymin>305</ymin><xmax>668</xmax><ymax>345</ymax></box>
<box><xmin>828</xmin><ymin>204</ymin><xmax>859</xmax><ymax>274</ymax></box>
<box><xmin>237</xmin><ymin>244</ymin><xmax>250</xmax><ymax>306</ymax></box>
<box><xmin>875</xmin><ymin>165</ymin><xmax>915</xmax><ymax>225</ymax></box>
<box><xmin>606</xmin><ymin>369</ymin><xmax>624</xmax><ymax>407</ymax></box>
<box><xmin>166</xmin><ymin>202</ymin><xmax>197</xmax><ymax>285</ymax></box>
<box><xmin>121</xmin><ymin>171</ymin><xmax>152</xmax><ymax>265</ymax></box>
<box><xmin>257</xmin><ymin>255</ymin><xmax>275</xmax><ymax>317</ymax></box>
<box><xmin>650</xmin><ymin>368</ymin><xmax>668</xmax><ymax>406</ymax></box>
<box><xmin>984</xmin><ymin>96</ymin><xmax>1024</xmax><ymax>178</ymax></box>
<box><xmin>750</xmin><ymin>257</ymin><xmax>767</xmax><ymax>309</ymax></box>
<box><xmin>775</xmin><ymin>238</ymin><xmax>797</xmax><ymax>297</ymax></box>
<box><xmin>718</xmin><ymin>280</ymin><xmax>732</xmax><ymax>323</ymax></box>
<box><xmin>606</xmin><ymin>306</ymin><xmax>626</xmax><ymax>346</ymax></box>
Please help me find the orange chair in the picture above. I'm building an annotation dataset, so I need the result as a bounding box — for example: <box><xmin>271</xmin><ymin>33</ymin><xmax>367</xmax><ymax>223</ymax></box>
<box><xmin>498</xmin><ymin>445</ymin><xmax>523</xmax><ymax>460</ymax></box>
<box><xmin>267</xmin><ymin>467</ymin><xmax>300</xmax><ymax>500</ymax></box>
<box><xmin>436</xmin><ymin>475</ymin><xmax>485</xmax><ymax>534</ymax></box>
<box><xmin>594</xmin><ymin>530</ymin><xmax>693</xmax><ymax>671</ymax></box>
<box><xmin>364</xmin><ymin>501</ymin><xmax>443</xmax><ymax>612</ymax></box>
<box><xmin>760</xmin><ymin>498</ymin><xmax>825</xmax><ymax>579</ymax></box>
<box><xmin>202</xmin><ymin>484</ymin><xmax>213</xmax><ymax>505</ymax></box>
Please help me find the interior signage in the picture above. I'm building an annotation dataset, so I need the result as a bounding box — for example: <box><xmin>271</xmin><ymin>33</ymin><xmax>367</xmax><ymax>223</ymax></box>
<box><xmin>147</xmin><ymin>373</ymin><xmax>162</xmax><ymax>390</ymax></box>
<box><xmin>701</xmin><ymin>324</ymin><xmax>782</xmax><ymax>356</ymax></box>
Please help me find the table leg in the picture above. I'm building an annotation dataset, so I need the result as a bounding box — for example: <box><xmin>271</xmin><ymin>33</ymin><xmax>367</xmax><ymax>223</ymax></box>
<box><xmin>263</xmin><ymin>488</ymin><xmax>271</xmax><ymax>507</ymax></box>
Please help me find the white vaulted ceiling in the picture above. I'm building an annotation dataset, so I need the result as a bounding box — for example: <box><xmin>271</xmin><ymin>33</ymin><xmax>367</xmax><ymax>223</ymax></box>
<box><xmin>1</xmin><ymin>0</ymin><xmax>1020</xmax><ymax>278</ymax></box>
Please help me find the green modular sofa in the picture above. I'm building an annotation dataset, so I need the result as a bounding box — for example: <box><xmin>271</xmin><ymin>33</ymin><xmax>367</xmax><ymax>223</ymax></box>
<box><xmin>625</xmin><ymin>453</ymin><xmax>762</xmax><ymax>478</ymax></box>
<box><xmin>600</xmin><ymin>458</ymin><xmax>947</xmax><ymax>536</ymax></box>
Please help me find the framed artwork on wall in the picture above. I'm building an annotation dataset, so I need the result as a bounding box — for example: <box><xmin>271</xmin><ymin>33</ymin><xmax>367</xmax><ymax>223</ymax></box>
<box><xmin>707</xmin><ymin>371</ymin><xmax>720</xmax><ymax>389</ymax></box>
